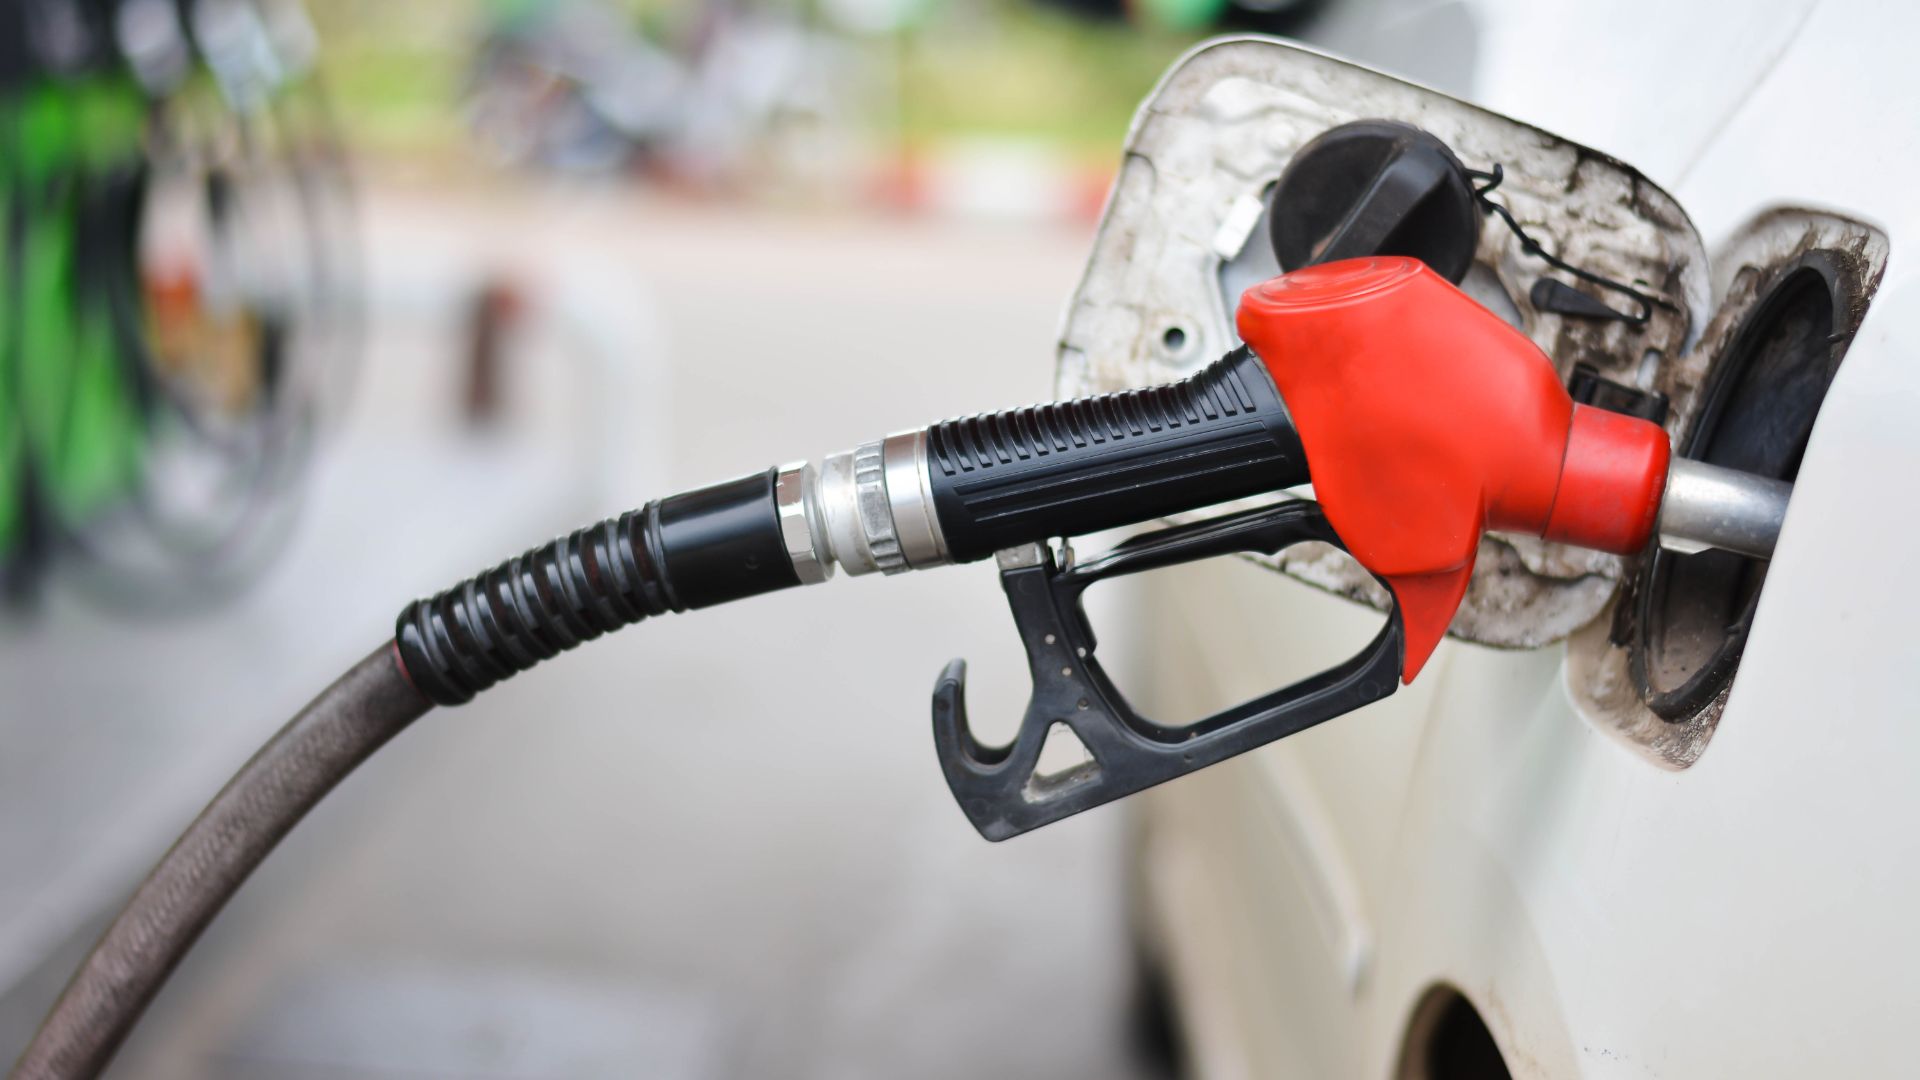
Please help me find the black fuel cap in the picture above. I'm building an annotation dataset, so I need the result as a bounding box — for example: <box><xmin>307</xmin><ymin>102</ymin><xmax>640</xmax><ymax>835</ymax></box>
<box><xmin>1269</xmin><ymin>119</ymin><xmax>1481</xmax><ymax>284</ymax></box>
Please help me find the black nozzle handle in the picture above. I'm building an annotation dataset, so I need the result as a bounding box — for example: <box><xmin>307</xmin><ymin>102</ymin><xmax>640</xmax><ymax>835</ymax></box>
<box><xmin>924</xmin><ymin>348</ymin><xmax>1308</xmax><ymax>562</ymax></box>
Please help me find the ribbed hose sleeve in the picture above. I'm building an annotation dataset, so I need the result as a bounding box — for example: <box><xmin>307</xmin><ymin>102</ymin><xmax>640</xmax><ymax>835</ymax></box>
<box><xmin>393</xmin><ymin>469</ymin><xmax>797</xmax><ymax>707</ymax></box>
<box><xmin>394</xmin><ymin>506</ymin><xmax>676</xmax><ymax>706</ymax></box>
<box><xmin>9</xmin><ymin>645</ymin><xmax>432</xmax><ymax>1080</ymax></box>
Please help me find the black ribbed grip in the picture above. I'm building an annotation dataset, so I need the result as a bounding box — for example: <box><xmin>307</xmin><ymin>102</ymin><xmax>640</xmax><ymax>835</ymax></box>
<box><xmin>395</xmin><ymin>469</ymin><xmax>798</xmax><ymax>706</ymax></box>
<box><xmin>925</xmin><ymin>348</ymin><xmax>1308</xmax><ymax>561</ymax></box>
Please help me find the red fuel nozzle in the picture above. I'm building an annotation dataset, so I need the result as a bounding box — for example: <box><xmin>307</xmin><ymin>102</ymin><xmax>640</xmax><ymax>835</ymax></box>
<box><xmin>1237</xmin><ymin>257</ymin><xmax>1669</xmax><ymax>681</ymax></box>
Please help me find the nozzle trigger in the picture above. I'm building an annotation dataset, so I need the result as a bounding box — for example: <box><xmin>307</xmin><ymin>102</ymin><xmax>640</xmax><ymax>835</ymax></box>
<box><xmin>932</xmin><ymin>500</ymin><xmax>1404</xmax><ymax>841</ymax></box>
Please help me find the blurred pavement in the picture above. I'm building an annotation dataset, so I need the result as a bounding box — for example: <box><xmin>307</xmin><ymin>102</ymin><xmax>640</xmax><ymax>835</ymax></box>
<box><xmin>2</xmin><ymin>178</ymin><xmax>1161</xmax><ymax>1079</ymax></box>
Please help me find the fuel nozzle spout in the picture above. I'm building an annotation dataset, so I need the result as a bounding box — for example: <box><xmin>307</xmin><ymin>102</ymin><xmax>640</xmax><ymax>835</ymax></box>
<box><xmin>1657</xmin><ymin>457</ymin><xmax>1792</xmax><ymax>560</ymax></box>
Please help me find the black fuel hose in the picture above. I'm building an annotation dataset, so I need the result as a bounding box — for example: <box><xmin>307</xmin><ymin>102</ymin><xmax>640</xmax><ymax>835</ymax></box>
<box><xmin>10</xmin><ymin>361</ymin><xmax>1309</xmax><ymax>1079</ymax></box>
<box><xmin>8</xmin><ymin>646</ymin><xmax>432</xmax><ymax>1079</ymax></box>
<box><xmin>8</xmin><ymin>472</ymin><xmax>808</xmax><ymax>1080</ymax></box>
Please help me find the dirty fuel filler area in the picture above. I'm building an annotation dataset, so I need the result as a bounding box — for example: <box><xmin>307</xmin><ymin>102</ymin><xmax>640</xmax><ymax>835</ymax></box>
<box><xmin>12</xmin><ymin>120</ymin><xmax>1795</xmax><ymax>1080</ymax></box>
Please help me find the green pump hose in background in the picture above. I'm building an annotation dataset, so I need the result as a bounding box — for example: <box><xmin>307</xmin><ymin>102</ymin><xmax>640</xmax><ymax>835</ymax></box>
<box><xmin>9</xmin><ymin>78</ymin><xmax>151</xmax><ymax>542</ymax></box>
<box><xmin>1</xmin><ymin>0</ymin><xmax>356</xmax><ymax>609</ymax></box>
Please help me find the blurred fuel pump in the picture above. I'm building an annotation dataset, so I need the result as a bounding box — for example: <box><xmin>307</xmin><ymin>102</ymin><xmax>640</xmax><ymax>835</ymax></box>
<box><xmin>12</xmin><ymin>142</ymin><xmax>1796</xmax><ymax>1080</ymax></box>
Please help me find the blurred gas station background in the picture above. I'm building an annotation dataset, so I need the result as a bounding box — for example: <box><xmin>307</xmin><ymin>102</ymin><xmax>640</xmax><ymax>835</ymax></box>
<box><xmin>0</xmin><ymin>0</ymin><xmax>1352</xmax><ymax>1075</ymax></box>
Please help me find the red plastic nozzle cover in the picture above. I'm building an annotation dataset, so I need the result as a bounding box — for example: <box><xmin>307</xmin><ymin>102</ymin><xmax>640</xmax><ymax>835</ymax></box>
<box><xmin>1236</xmin><ymin>258</ymin><xmax>1669</xmax><ymax>681</ymax></box>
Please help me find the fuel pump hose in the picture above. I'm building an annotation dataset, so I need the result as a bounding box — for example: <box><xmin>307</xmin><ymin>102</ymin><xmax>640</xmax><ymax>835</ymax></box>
<box><xmin>10</xmin><ymin>348</ymin><xmax>1309</xmax><ymax>1080</ymax></box>
<box><xmin>12</xmin><ymin>258</ymin><xmax>1791</xmax><ymax>1079</ymax></box>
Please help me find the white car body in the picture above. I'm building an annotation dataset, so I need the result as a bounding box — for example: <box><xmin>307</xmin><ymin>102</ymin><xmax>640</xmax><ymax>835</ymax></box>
<box><xmin>1082</xmin><ymin>3</ymin><xmax>1920</xmax><ymax>1076</ymax></box>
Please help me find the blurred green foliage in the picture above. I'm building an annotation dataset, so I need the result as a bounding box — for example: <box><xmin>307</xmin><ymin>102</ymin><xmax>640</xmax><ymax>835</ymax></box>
<box><xmin>310</xmin><ymin>3</ymin><xmax>474</xmax><ymax>154</ymax></box>
<box><xmin>309</xmin><ymin>0</ymin><xmax>1198</xmax><ymax>162</ymax></box>
<box><xmin>1</xmin><ymin>74</ymin><xmax>151</xmax><ymax>557</ymax></box>
<box><xmin>897</xmin><ymin>2</ymin><xmax>1197</xmax><ymax>156</ymax></box>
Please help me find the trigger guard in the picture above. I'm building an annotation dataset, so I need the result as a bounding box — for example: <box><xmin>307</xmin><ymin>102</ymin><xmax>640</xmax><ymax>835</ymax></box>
<box><xmin>931</xmin><ymin>500</ymin><xmax>1405</xmax><ymax>841</ymax></box>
